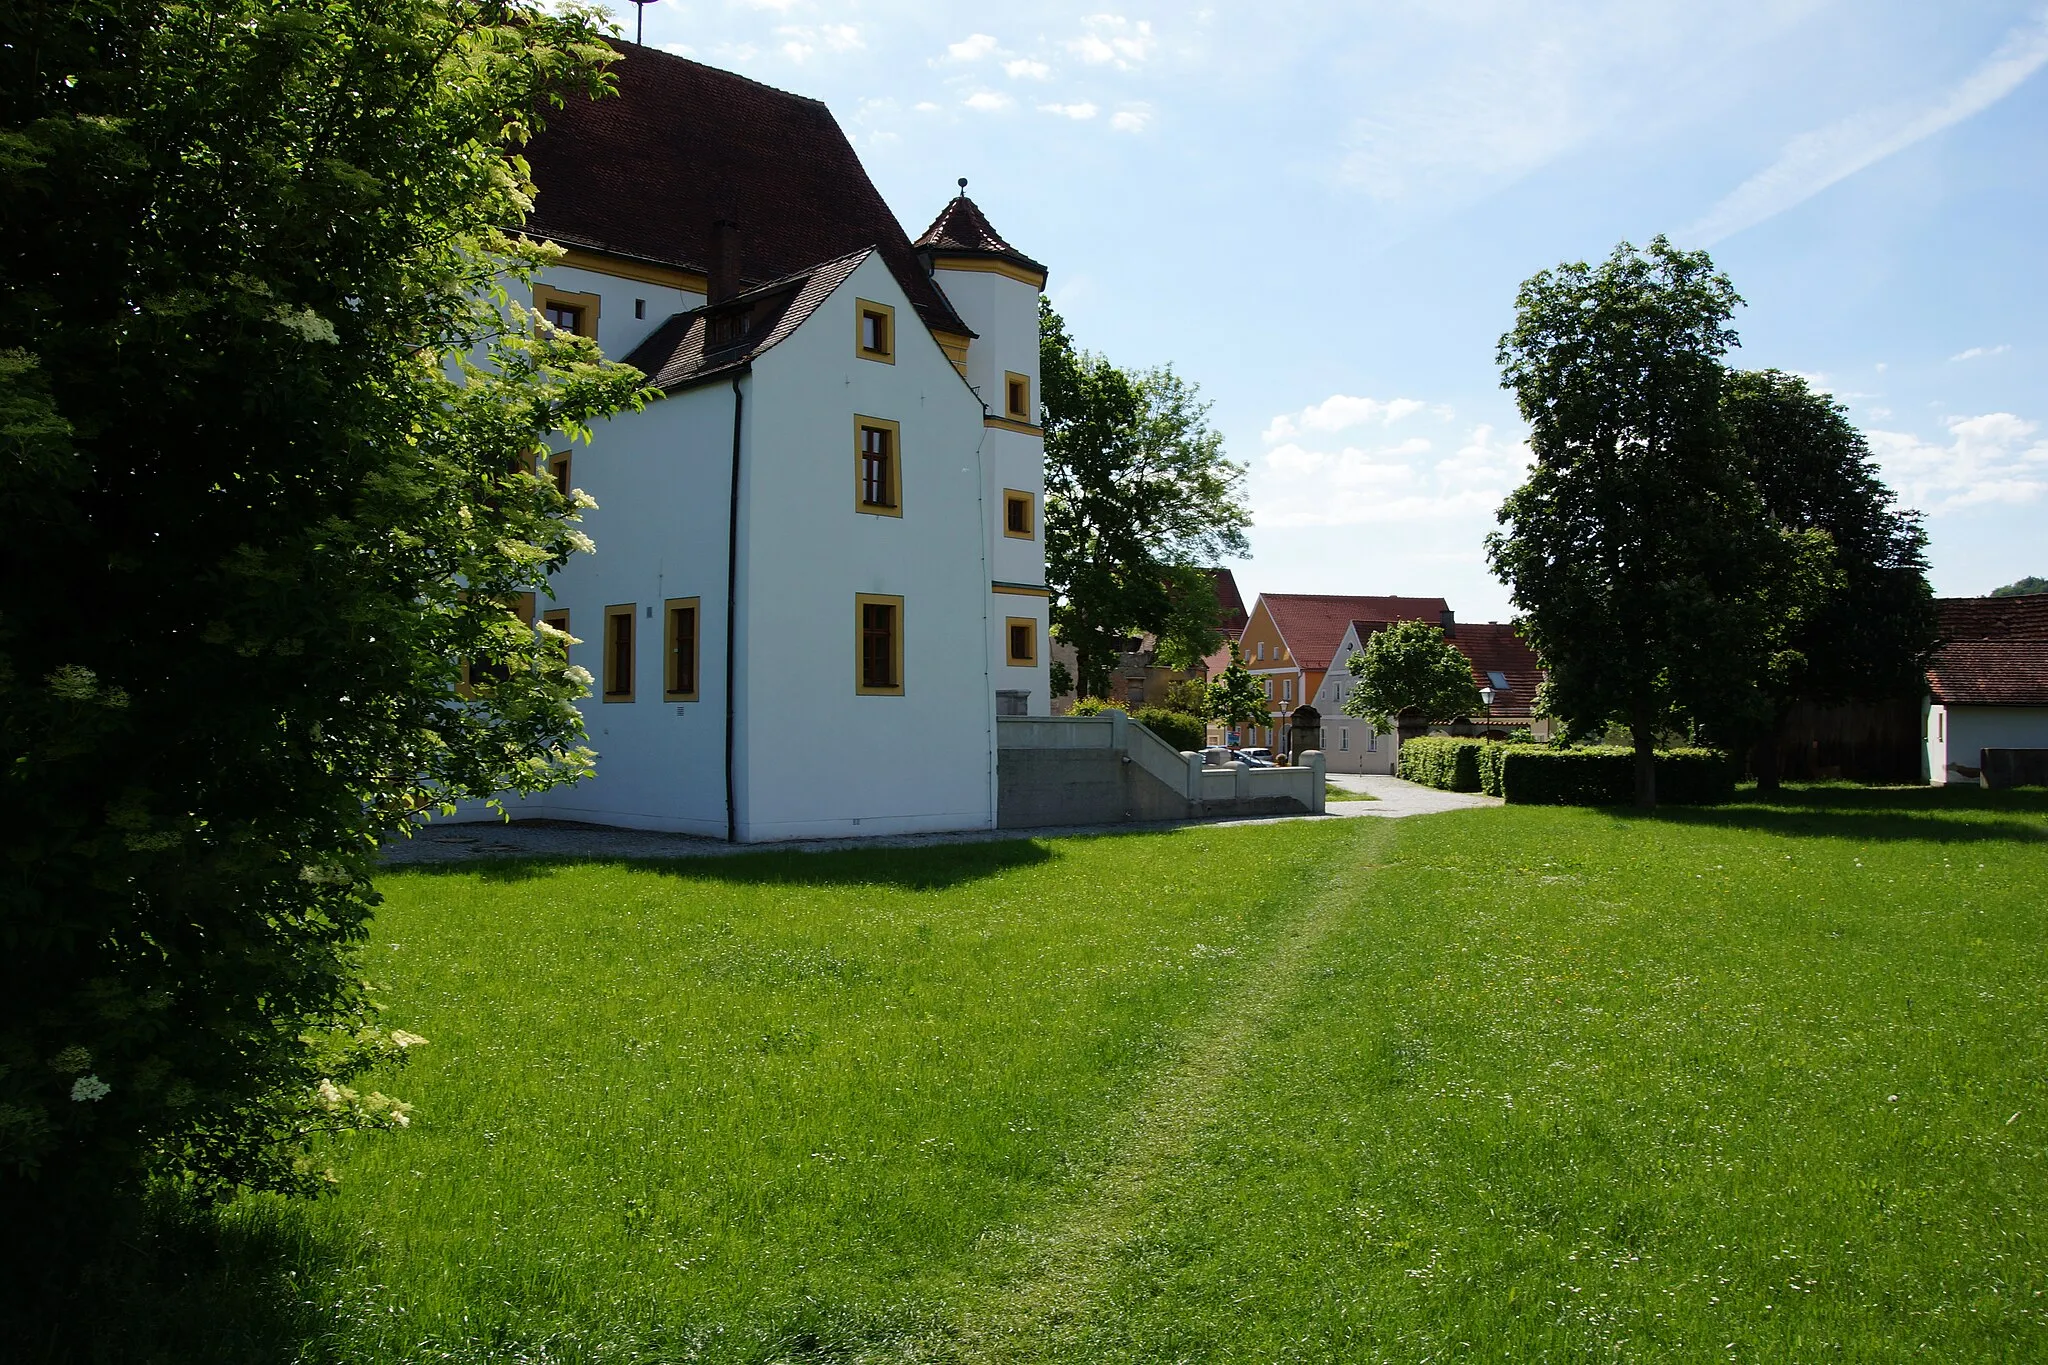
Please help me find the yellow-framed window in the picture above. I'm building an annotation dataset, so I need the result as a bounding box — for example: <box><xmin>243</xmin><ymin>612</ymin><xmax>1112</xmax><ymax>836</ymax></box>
<box><xmin>547</xmin><ymin>450</ymin><xmax>572</xmax><ymax>498</ymax></box>
<box><xmin>603</xmin><ymin>603</ymin><xmax>636</xmax><ymax>702</ymax></box>
<box><xmin>855</xmin><ymin>298</ymin><xmax>895</xmax><ymax>363</ymax></box>
<box><xmin>664</xmin><ymin>597</ymin><xmax>700</xmax><ymax>702</ymax></box>
<box><xmin>1005</xmin><ymin>616</ymin><xmax>1037</xmax><ymax>666</ymax></box>
<box><xmin>855</xmin><ymin>415</ymin><xmax>902</xmax><ymax>516</ymax></box>
<box><xmin>1002</xmin><ymin>489</ymin><xmax>1034</xmax><ymax>539</ymax></box>
<box><xmin>1004</xmin><ymin>371</ymin><xmax>1032</xmax><ymax>422</ymax></box>
<box><xmin>533</xmin><ymin>284</ymin><xmax>601</xmax><ymax>339</ymax></box>
<box><xmin>856</xmin><ymin>594</ymin><xmax>904</xmax><ymax>696</ymax></box>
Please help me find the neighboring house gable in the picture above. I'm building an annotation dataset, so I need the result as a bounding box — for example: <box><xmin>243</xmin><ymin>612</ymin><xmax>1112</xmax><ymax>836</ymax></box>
<box><xmin>1925</xmin><ymin>596</ymin><xmax>2048</xmax><ymax>784</ymax></box>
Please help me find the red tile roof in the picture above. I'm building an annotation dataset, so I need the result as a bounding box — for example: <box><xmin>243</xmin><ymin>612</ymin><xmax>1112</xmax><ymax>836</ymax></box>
<box><xmin>1212</xmin><ymin>569</ymin><xmax>1247</xmax><ymax>635</ymax></box>
<box><xmin>1447</xmin><ymin>622</ymin><xmax>1544</xmax><ymax>720</ymax></box>
<box><xmin>1936</xmin><ymin>594</ymin><xmax>2048</xmax><ymax>642</ymax></box>
<box><xmin>1929</xmin><ymin>597</ymin><xmax>2048</xmax><ymax>705</ymax></box>
<box><xmin>523</xmin><ymin>45</ymin><xmax>969</xmax><ymax>339</ymax></box>
<box><xmin>1929</xmin><ymin>642</ymin><xmax>2048</xmax><ymax>707</ymax></box>
<box><xmin>1260</xmin><ymin>593</ymin><xmax>1449</xmax><ymax>672</ymax></box>
<box><xmin>914</xmin><ymin>193</ymin><xmax>1047</xmax><ymax>278</ymax></box>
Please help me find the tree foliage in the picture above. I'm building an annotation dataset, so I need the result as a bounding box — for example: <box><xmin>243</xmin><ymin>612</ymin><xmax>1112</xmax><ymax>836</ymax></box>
<box><xmin>1989</xmin><ymin>576</ymin><xmax>2047</xmax><ymax>598</ymax></box>
<box><xmin>1040</xmin><ymin>298</ymin><xmax>1250</xmax><ymax>698</ymax></box>
<box><xmin>0</xmin><ymin>0</ymin><xmax>642</xmax><ymax>1213</ymax></box>
<box><xmin>1341</xmin><ymin>621</ymin><xmax>1482</xmax><ymax>730</ymax></box>
<box><xmin>1205</xmin><ymin>642</ymin><xmax>1270</xmax><ymax>734</ymax></box>
<box><xmin>1724</xmin><ymin>369</ymin><xmax>1938</xmax><ymax>785</ymax></box>
<box><xmin>1487</xmin><ymin>237</ymin><xmax>1775</xmax><ymax>807</ymax></box>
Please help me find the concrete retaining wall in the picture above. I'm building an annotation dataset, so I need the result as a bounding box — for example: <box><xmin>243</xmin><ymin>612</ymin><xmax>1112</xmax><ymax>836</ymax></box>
<box><xmin>998</xmin><ymin>712</ymin><xmax>1324</xmax><ymax>829</ymax></box>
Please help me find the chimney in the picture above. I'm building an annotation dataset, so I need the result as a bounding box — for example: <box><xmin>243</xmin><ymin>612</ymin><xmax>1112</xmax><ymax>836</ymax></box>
<box><xmin>1440</xmin><ymin>609</ymin><xmax>1456</xmax><ymax>637</ymax></box>
<box><xmin>709</xmin><ymin>218</ymin><xmax>740</xmax><ymax>304</ymax></box>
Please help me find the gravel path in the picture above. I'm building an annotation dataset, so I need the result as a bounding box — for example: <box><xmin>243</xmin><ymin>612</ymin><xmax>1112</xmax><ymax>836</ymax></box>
<box><xmin>379</xmin><ymin>775</ymin><xmax>1497</xmax><ymax>866</ymax></box>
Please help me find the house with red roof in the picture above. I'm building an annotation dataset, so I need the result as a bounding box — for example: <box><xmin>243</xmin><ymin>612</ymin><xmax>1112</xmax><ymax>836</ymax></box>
<box><xmin>1227</xmin><ymin>593</ymin><xmax>1450</xmax><ymax>750</ymax></box>
<box><xmin>1318</xmin><ymin>616</ymin><xmax>1545</xmax><ymax>772</ymax></box>
<box><xmin>1925</xmin><ymin>595</ymin><xmax>2048</xmax><ymax>785</ymax></box>
<box><xmin>454</xmin><ymin>46</ymin><xmax>1050</xmax><ymax>839</ymax></box>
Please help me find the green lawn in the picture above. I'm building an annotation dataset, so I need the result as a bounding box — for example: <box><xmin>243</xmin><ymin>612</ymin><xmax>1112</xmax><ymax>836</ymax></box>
<box><xmin>49</xmin><ymin>788</ymin><xmax>2048</xmax><ymax>1362</ymax></box>
<box><xmin>1325</xmin><ymin>782</ymin><xmax>1378</xmax><ymax>801</ymax></box>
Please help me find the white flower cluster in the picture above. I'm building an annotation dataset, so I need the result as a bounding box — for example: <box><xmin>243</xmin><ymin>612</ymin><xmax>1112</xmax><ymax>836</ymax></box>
<box><xmin>71</xmin><ymin>1074</ymin><xmax>111</xmax><ymax>1103</ymax></box>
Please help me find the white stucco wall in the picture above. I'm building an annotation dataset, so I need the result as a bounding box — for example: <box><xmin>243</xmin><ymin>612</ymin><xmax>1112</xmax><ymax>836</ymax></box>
<box><xmin>733</xmin><ymin>254</ymin><xmax>996</xmax><ymax>839</ymax></box>
<box><xmin>1927</xmin><ymin>702</ymin><xmax>2048</xmax><ymax>784</ymax></box>
<box><xmin>530</xmin><ymin>263</ymin><xmax>705</xmax><ymax>361</ymax></box>
<box><xmin>930</xmin><ymin>265</ymin><xmax>1040</xmax><ymax>417</ymax></box>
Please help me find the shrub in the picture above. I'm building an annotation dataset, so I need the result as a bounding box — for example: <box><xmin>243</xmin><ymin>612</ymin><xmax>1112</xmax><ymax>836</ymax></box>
<box><xmin>1068</xmin><ymin>697</ymin><xmax>1113</xmax><ymax>716</ymax></box>
<box><xmin>1496</xmin><ymin>746</ymin><xmax>1736</xmax><ymax>805</ymax></box>
<box><xmin>1134</xmin><ymin>708</ymin><xmax>1207</xmax><ymax>754</ymax></box>
<box><xmin>1398</xmin><ymin>736</ymin><xmax>1487</xmax><ymax>791</ymax></box>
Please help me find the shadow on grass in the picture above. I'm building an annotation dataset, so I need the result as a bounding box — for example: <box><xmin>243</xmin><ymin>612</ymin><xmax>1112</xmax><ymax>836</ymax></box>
<box><xmin>395</xmin><ymin>830</ymin><xmax>1062</xmax><ymax>890</ymax></box>
<box><xmin>0</xmin><ymin>1194</ymin><xmax>340</xmax><ymax>1365</ymax></box>
<box><xmin>1616</xmin><ymin>783</ymin><xmax>2048</xmax><ymax>845</ymax></box>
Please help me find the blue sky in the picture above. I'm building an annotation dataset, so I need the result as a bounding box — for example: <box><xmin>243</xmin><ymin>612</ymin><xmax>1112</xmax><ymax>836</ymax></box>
<box><xmin>610</xmin><ymin>0</ymin><xmax>2048</xmax><ymax>620</ymax></box>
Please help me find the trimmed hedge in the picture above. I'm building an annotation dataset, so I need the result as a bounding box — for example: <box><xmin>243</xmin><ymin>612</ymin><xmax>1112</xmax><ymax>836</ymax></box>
<box><xmin>1398</xmin><ymin>736</ymin><xmax>1487</xmax><ymax>792</ymax></box>
<box><xmin>1493</xmin><ymin>745</ymin><xmax>1736</xmax><ymax>805</ymax></box>
<box><xmin>1133</xmin><ymin>707</ymin><xmax>1206</xmax><ymax>754</ymax></box>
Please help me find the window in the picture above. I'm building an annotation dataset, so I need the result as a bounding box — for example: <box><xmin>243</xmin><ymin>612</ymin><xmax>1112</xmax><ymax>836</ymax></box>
<box><xmin>1006</xmin><ymin>617</ymin><xmax>1036</xmax><ymax>666</ymax></box>
<box><xmin>634</xmin><ymin>298</ymin><xmax>646</xmax><ymax>320</ymax></box>
<box><xmin>664</xmin><ymin>598</ymin><xmax>700</xmax><ymax>701</ymax></box>
<box><xmin>1003</xmin><ymin>489</ymin><xmax>1034</xmax><ymax>539</ymax></box>
<box><xmin>856</xmin><ymin>594</ymin><xmax>904</xmax><ymax>695</ymax></box>
<box><xmin>603</xmin><ymin>603</ymin><xmax>635</xmax><ymax>701</ymax></box>
<box><xmin>1283</xmin><ymin>679</ymin><xmax>1294</xmax><ymax>702</ymax></box>
<box><xmin>855</xmin><ymin>416</ymin><xmax>901</xmax><ymax>515</ymax></box>
<box><xmin>855</xmin><ymin>298</ymin><xmax>895</xmax><ymax>362</ymax></box>
<box><xmin>1004</xmin><ymin>371</ymin><xmax>1032</xmax><ymax>422</ymax></box>
<box><xmin>462</xmin><ymin>593</ymin><xmax>536</xmax><ymax>692</ymax></box>
<box><xmin>533</xmin><ymin>284</ymin><xmax>600</xmax><ymax>339</ymax></box>
<box><xmin>540</xmin><ymin>607</ymin><xmax>571</xmax><ymax>653</ymax></box>
<box><xmin>1256</xmin><ymin>642</ymin><xmax>1265</xmax><ymax>660</ymax></box>
<box><xmin>1340</xmin><ymin>728</ymin><xmax>1349</xmax><ymax>751</ymax></box>
<box><xmin>1487</xmin><ymin>670</ymin><xmax>1511</xmax><ymax>691</ymax></box>
<box><xmin>548</xmin><ymin>451</ymin><xmax>572</xmax><ymax>498</ymax></box>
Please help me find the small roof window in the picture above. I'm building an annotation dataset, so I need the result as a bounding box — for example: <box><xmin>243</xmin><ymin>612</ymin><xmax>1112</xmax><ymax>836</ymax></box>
<box><xmin>1487</xmin><ymin>670</ymin><xmax>1511</xmax><ymax>690</ymax></box>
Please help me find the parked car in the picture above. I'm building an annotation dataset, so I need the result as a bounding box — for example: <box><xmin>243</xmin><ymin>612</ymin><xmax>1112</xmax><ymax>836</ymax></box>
<box><xmin>1232</xmin><ymin>748</ymin><xmax>1276</xmax><ymax>768</ymax></box>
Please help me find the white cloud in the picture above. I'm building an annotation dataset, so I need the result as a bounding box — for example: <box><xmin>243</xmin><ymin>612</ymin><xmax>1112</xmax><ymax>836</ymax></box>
<box><xmin>1686</xmin><ymin>12</ymin><xmax>2048</xmax><ymax>244</ymax></box>
<box><xmin>914</xmin><ymin>100</ymin><xmax>941</xmax><ymax>113</ymax></box>
<box><xmin>1005</xmin><ymin>58</ymin><xmax>1052</xmax><ymax>80</ymax></box>
<box><xmin>777</xmin><ymin>23</ymin><xmax>862</xmax><ymax>63</ymax></box>
<box><xmin>964</xmin><ymin>90</ymin><xmax>1013</xmax><ymax>112</ymax></box>
<box><xmin>1039</xmin><ymin>101</ymin><xmax>1099</xmax><ymax>120</ymax></box>
<box><xmin>945</xmin><ymin>33</ymin><xmax>999</xmax><ymax>62</ymax></box>
<box><xmin>1867</xmin><ymin>412</ymin><xmax>2048</xmax><ymax>512</ymax></box>
<box><xmin>1251</xmin><ymin>399</ymin><xmax>1532</xmax><ymax>528</ymax></box>
<box><xmin>1951</xmin><ymin>344</ymin><xmax>2011</xmax><ymax>362</ymax></box>
<box><xmin>1110</xmin><ymin>105</ymin><xmax>1153</xmax><ymax>132</ymax></box>
<box><xmin>1069</xmin><ymin>15</ymin><xmax>1153</xmax><ymax>69</ymax></box>
<box><xmin>659</xmin><ymin>42</ymin><xmax>695</xmax><ymax>57</ymax></box>
<box><xmin>1263</xmin><ymin>394</ymin><xmax>1428</xmax><ymax>444</ymax></box>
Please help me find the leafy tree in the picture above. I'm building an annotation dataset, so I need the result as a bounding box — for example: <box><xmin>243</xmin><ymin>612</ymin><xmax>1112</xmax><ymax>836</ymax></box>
<box><xmin>1341</xmin><ymin>621</ymin><xmax>1482</xmax><ymax>730</ymax></box>
<box><xmin>1724</xmin><ymin>370</ymin><xmax>1938</xmax><ymax>787</ymax></box>
<box><xmin>1991</xmin><ymin>576</ymin><xmax>2048</xmax><ymax>597</ymax></box>
<box><xmin>1161</xmin><ymin>678</ymin><xmax>1211</xmax><ymax>717</ymax></box>
<box><xmin>1205</xmin><ymin>642</ymin><xmax>1270</xmax><ymax>739</ymax></box>
<box><xmin>0</xmin><ymin>0</ymin><xmax>641</xmax><ymax>1226</ymax></box>
<box><xmin>1488</xmin><ymin>237</ymin><xmax>1776</xmax><ymax>809</ymax></box>
<box><xmin>1040</xmin><ymin>298</ymin><xmax>1250</xmax><ymax>698</ymax></box>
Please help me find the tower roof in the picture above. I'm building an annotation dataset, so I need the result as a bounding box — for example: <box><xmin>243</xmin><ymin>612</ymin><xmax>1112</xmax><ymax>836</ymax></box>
<box><xmin>914</xmin><ymin>190</ymin><xmax>1047</xmax><ymax>285</ymax></box>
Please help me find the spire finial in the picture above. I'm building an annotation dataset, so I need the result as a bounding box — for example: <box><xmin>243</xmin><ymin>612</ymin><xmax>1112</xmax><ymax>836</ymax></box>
<box><xmin>957</xmin><ymin>177</ymin><xmax>969</xmax><ymax>196</ymax></box>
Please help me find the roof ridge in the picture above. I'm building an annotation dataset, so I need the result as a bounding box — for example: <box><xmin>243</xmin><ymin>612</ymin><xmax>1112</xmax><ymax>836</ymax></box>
<box><xmin>614</xmin><ymin>41</ymin><xmax>831</xmax><ymax>109</ymax></box>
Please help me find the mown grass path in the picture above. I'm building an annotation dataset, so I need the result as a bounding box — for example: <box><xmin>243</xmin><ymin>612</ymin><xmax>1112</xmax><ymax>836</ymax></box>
<box><xmin>938</xmin><ymin>820</ymin><xmax>1398</xmax><ymax>1361</ymax></box>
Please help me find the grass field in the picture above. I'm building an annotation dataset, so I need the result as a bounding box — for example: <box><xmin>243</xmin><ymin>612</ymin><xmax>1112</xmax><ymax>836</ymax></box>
<box><xmin>46</xmin><ymin>787</ymin><xmax>2048</xmax><ymax>1362</ymax></box>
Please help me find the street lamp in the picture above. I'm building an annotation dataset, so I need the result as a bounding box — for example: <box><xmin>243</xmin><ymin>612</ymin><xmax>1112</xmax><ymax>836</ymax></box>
<box><xmin>1479</xmin><ymin>685</ymin><xmax>1496</xmax><ymax>712</ymax></box>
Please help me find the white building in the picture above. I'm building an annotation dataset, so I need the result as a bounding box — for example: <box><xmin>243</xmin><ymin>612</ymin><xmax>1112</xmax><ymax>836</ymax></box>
<box><xmin>467</xmin><ymin>48</ymin><xmax>1050</xmax><ymax>840</ymax></box>
<box><xmin>1923</xmin><ymin>596</ymin><xmax>2048</xmax><ymax>786</ymax></box>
